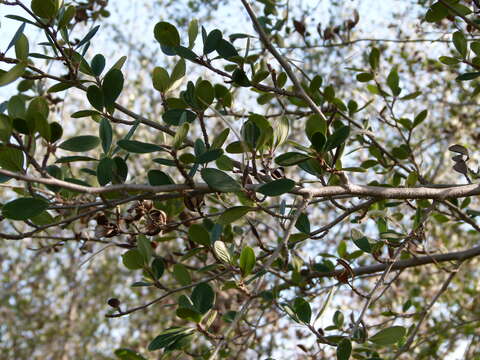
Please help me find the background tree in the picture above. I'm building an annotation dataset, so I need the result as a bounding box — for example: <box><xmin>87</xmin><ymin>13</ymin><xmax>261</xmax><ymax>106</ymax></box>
<box><xmin>1</xmin><ymin>0</ymin><xmax>480</xmax><ymax>359</ymax></box>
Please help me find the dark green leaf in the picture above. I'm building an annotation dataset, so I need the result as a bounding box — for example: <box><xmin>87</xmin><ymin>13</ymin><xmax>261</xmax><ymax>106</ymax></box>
<box><xmin>216</xmin><ymin>39</ymin><xmax>239</xmax><ymax>59</ymax></box>
<box><xmin>369</xmin><ymin>326</ymin><xmax>406</xmax><ymax>345</ymax></box>
<box><xmin>218</xmin><ymin>206</ymin><xmax>251</xmax><ymax>225</ymax></box>
<box><xmin>99</xmin><ymin>118</ymin><xmax>113</xmax><ymax>153</ymax></box>
<box><xmin>91</xmin><ymin>54</ymin><xmax>106</xmax><ymax>76</ymax></box>
<box><xmin>293</xmin><ymin>297</ymin><xmax>311</xmax><ymax>323</ymax></box>
<box><xmin>204</xmin><ymin>29</ymin><xmax>222</xmax><ymax>54</ymax></box>
<box><xmin>163</xmin><ymin>109</ymin><xmax>196</xmax><ymax>126</ymax></box>
<box><xmin>0</xmin><ymin>63</ymin><xmax>26</xmax><ymax>87</ymax></box>
<box><xmin>103</xmin><ymin>69</ymin><xmax>124</xmax><ymax>112</ymax></box>
<box><xmin>76</xmin><ymin>25</ymin><xmax>100</xmax><ymax>48</ymax></box>
<box><xmin>191</xmin><ymin>282</ymin><xmax>215</xmax><ymax>314</ymax></box>
<box><xmin>114</xmin><ymin>348</ymin><xmax>147</xmax><ymax>360</ymax></box>
<box><xmin>117</xmin><ymin>140</ymin><xmax>164</xmax><ymax>153</ymax></box>
<box><xmin>337</xmin><ymin>338</ymin><xmax>352</xmax><ymax>360</ymax></box>
<box><xmin>257</xmin><ymin>178</ymin><xmax>295</xmax><ymax>197</ymax></box>
<box><xmin>325</xmin><ymin>126</ymin><xmax>350</xmax><ymax>151</ymax></box>
<box><xmin>453</xmin><ymin>31</ymin><xmax>467</xmax><ymax>58</ymax></box>
<box><xmin>201</xmin><ymin>168</ymin><xmax>241</xmax><ymax>192</ymax></box>
<box><xmin>275</xmin><ymin>152</ymin><xmax>311</xmax><ymax>166</ymax></box>
<box><xmin>59</xmin><ymin>136</ymin><xmax>100</xmax><ymax>152</ymax></box>
<box><xmin>173</xmin><ymin>264</ymin><xmax>191</xmax><ymax>285</ymax></box>
<box><xmin>0</xmin><ymin>146</ymin><xmax>24</xmax><ymax>172</ymax></box>
<box><xmin>154</xmin><ymin>22</ymin><xmax>180</xmax><ymax>47</ymax></box>
<box><xmin>148</xmin><ymin>170</ymin><xmax>174</xmax><ymax>186</ymax></box>
<box><xmin>188</xmin><ymin>224</ymin><xmax>211</xmax><ymax>246</ymax></box>
<box><xmin>86</xmin><ymin>85</ymin><xmax>104</xmax><ymax>112</ymax></box>
<box><xmin>196</xmin><ymin>149</ymin><xmax>223</xmax><ymax>164</ymax></box>
<box><xmin>31</xmin><ymin>0</ymin><xmax>57</xmax><ymax>19</ymax></box>
<box><xmin>232</xmin><ymin>68</ymin><xmax>251</xmax><ymax>87</ymax></box>
<box><xmin>2</xmin><ymin>197</ymin><xmax>48</xmax><ymax>220</ymax></box>
<box><xmin>239</xmin><ymin>246</ymin><xmax>256</xmax><ymax>276</ymax></box>
<box><xmin>122</xmin><ymin>249</ymin><xmax>145</xmax><ymax>270</ymax></box>
<box><xmin>97</xmin><ymin>157</ymin><xmax>114</xmax><ymax>185</ymax></box>
<box><xmin>456</xmin><ymin>72</ymin><xmax>480</xmax><ymax>81</ymax></box>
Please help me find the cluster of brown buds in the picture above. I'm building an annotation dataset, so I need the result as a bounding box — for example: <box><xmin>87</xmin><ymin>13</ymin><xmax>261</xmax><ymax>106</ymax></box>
<box><xmin>317</xmin><ymin>10</ymin><xmax>360</xmax><ymax>42</ymax></box>
<box><xmin>74</xmin><ymin>0</ymin><xmax>110</xmax><ymax>24</ymax></box>
<box><xmin>94</xmin><ymin>200</ymin><xmax>168</xmax><ymax>239</ymax></box>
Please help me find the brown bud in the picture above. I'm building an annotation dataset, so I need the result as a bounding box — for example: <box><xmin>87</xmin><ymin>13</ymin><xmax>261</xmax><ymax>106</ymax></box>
<box><xmin>107</xmin><ymin>298</ymin><xmax>121</xmax><ymax>308</ymax></box>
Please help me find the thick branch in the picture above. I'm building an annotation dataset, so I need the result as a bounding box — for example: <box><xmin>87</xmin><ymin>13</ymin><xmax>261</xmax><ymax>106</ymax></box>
<box><xmin>1</xmin><ymin>169</ymin><xmax>480</xmax><ymax>200</ymax></box>
<box><xmin>310</xmin><ymin>245</ymin><xmax>480</xmax><ymax>279</ymax></box>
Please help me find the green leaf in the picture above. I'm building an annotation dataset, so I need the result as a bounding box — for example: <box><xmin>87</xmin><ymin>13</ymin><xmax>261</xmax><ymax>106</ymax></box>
<box><xmin>59</xmin><ymin>136</ymin><xmax>100</xmax><ymax>152</ymax></box>
<box><xmin>151</xmin><ymin>258</ymin><xmax>165</xmax><ymax>279</ymax></box>
<box><xmin>356</xmin><ymin>72</ymin><xmax>373</xmax><ymax>82</ymax></box>
<box><xmin>117</xmin><ymin>140</ymin><xmax>164</xmax><ymax>153</ymax></box>
<box><xmin>122</xmin><ymin>249</ymin><xmax>145</xmax><ymax>270</ymax></box>
<box><xmin>0</xmin><ymin>63</ymin><xmax>26</xmax><ymax>87</ymax></box>
<box><xmin>196</xmin><ymin>149</ymin><xmax>223</xmax><ymax>164</ymax></box>
<box><xmin>154</xmin><ymin>22</ymin><xmax>180</xmax><ymax>47</ymax></box>
<box><xmin>325</xmin><ymin>126</ymin><xmax>350</xmax><ymax>151</ymax></box>
<box><xmin>295</xmin><ymin>213</ymin><xmax>310</xmax><ymax>234</ymax></box>
<box><xmin>76</xmin><ymin>25</ymin><xmax>100</xmax><ymax>48</ymax></box>
<box><xmin>239</xmin><ymin>246</ymin><xmax>256</xmax><ymax>276</ymax></box>
<box><xmin>439</xmin><ymin>56</ymin><xmax>460</xmax><ymax>65</ymax></box>
<box><xmin>99</xmin><ymin>118</ymin><xmax>113</xmax><ymax>153</ymax></box>
<box><xmin>293</xmin><ymin>297</ymin><xmax>311</xmax><ymax>323</ymax></box>
<box><xmin>369</xmin><ymin>47</ymin><xmax>380</xmax><ymax>70</ymax></box>
<box><xmin>97</xmin><ymin>157</ymin><xmax>114</xmax><ymax>185</ymax></box>
<box><xmin>59</xmin><ymin>5</ymin><xmax>76</xmax><ymax>28</ymax></box>
<box><xmin>232</xmin><ymin>68</ymin><xmax>251</xmax><ymax>87</ymax></box>
<box><xmin>188</xmin><ymin>19</ymin><xmax>199</xmax><ymax>49</ymax></box>
<box><xmin>352</xmin><ymin>236</ymin><xmax>371</xmax><ymax>253</ymax></box>
<box><xmin>56</xmin><ymin>156</ymin><xmax>97</xmax><ymax>163</ymax></box>
<box><xmin>216</xmin><ymin>39</ymin><xmax>239</xmax><ymax>59</ymax></box>
<box><xmin>275</xmin><ymin>152</ymin><xmax>311</xmax><ymax>166</ymax></box>
<box><xmin>169</xmin><ymin>59</ymin><xmax>186</xmax><ymax>90</ymax></box>
<box><xmin>311</xmin><ymin>132</ymin><xmax>327</xmax><ymax>152</ymax></box>
<box><xmin>425</xmin><ymin>2</ymin><xmax>449</xmax><ymax>22</ymax></box>
<box><xmin>148</xmin><ymin>170</ymin><xmax>174</xmax><ymax>186</ymax></box>
<box><xmin>188</xmin><ymin>224</ymin><xmax>211</xmax><ymax>246</ymax></box>
<box><xmin>204</xmin><ymin>29</ymin><xmax>222</xmax><ymax>54</ymax></box>
<box><xmin>114</xmin><ymin>348</ymin><xmax>147</xmax><ymax>360</ymax></box>
<box><xmin>15</xmin><ymin>34</ymin><xmax>29</xmax><ymax>61</ymax></box>
<box><xmin>453</xmin><ymin>31</ymin><xmax>468</xmax><ymax>58</ymax></box>
<box><xmin>336</xmin><ymin>338</ymin><xmax>352</xmax><ymax>360</ymax></box>
<box><xmin>91</xmin><ymin>54</ymin><xmax>106</xmax><ymax>76</ymax></box>
<box><xmin>86</xmin><ymin>85</ymin><xmax>104</xmax><ymax>112</ymax></box>
<box><xmin>137</xmin><ymin>235</ymin><xmax>153</xmax><ymax>264</ymax></box>
<box><xmin>218</xmin><ymin>206</ymin><xmax>251</xmax><ymax>225</ymax></box>
<box><xmin>196</xmin><ymin>80</ymin><xmax>214</xmax><ymax>108</ymax></box>
<box><xmin>257</xmin><ymin>178</ymin><xmax>295</xmax><ymax>197</ymax></box>
<box><xmin>31</xmin><ymin>0</ymin><xmax>57</xmax><ymax>18</ymax></box>
<box><xmin>191</xmin><ymin>282</ymin><xmax>215</xmax><ymax>314</ymax></box>
<box><xmin>456</xmin><ymin>72</ymin><xmax>480</xmax><ymax>81</ymax></box>
<box><xmin>148</xmin><ymin>327</ymin><xmax>194</xmax><ymax>351</ymax></box>
<box><xmin>103</xmin><ymin>69</ymin><xmax>124</xmax><ymax>112</ymax></box>
<box><xmin>152</xmin><ymin>67</ymin><xmax>170</xmax><ymax>92</ymax></box>
<box><xmin>201</xmin><ymin>168</ymin><xmax>241</xmax><ymax>192</ymax></box>
<box><xmin>387</xmin><ymin>67</ymin><xmax>401</xmax><ymax>96</ymax></box>
<box><xmin>333</xmin><ymin>310</ymin><xmax>344</xmax><ymax>328</ymax></box>
<box><xmin>173</xmin><ymin>264</ymin><xmax>191</xmax><ymax>285</ymax></box>
<box><xmin>2</xmin><ymin>197</ymin><xmax>49</xmax><ymax>220</ymax></box>
<box><xmin>163</xmin><ymin>109</ymin><xmax>197</xmax><ymax>126</ymax></box>
<box><xmin>369</xmin><ymin>326</ymin><xmax>406</xmax><ymax>345</ymax></box>
<box><xmin>71</xmin><ymin>110</ymin><xmax>100</xmax><ymax>118</ymax></box>
<box><xmin>0</xmin><ymin>146</ymin><xmax>24</xmax><ymax>172</ymax></box>
<box><xmin>213</xmin><ymin>241</ymin><xmax>233</xmax><ymax>264</ymax></box>
<box><xmin>413</xmin><ymin>110</ymin><xmax>428</xmax><ymax>128</ymax></box>
<box><xmin>173</xmin><ymin>123</ymin><xmax>189</xmax><ymax>149</ymax></box>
